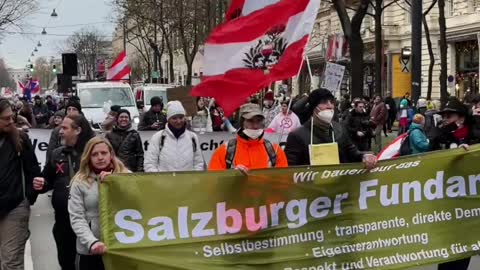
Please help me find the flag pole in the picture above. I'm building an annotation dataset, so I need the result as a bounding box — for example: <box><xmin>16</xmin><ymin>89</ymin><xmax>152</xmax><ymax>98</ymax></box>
<box><xmin>273</xmin><ymin>56</ymin><xmax>310</xmax><ymax>155</ymax></box>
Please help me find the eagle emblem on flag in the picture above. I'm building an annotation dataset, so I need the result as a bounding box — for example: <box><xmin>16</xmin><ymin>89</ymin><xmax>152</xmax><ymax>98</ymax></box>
<box><xmin>243</xmin><ymin>25</ymin><xmax>288</xmax><ymax>70</ymax></box>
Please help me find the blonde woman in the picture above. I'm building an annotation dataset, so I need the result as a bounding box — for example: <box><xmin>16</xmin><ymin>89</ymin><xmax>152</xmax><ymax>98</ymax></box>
<box><xmin>68</xmin><ymin>137</ymin><xmax>129</xmax><ymax>270</ymax></box>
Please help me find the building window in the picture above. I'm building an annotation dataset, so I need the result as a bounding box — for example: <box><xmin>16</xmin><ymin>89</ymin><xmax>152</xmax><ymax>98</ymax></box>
<box><xmin>446</xmin><ymin>0</ymin><xmax>454</xmax><ymax>16</ymax></box>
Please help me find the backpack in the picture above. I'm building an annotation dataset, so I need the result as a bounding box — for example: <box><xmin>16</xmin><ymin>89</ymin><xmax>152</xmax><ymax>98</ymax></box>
<box><xmin>225</xmin><ymin>139</ymin><xmax>277</xmax><ymax>169</ymax></box>
<box><xmin>158</xmin><ymin>130</ymin><xmax>197</xmax><ymax>153</ymax></box>
<box><xmin>399</xmin><ymin>131</ymin><xmax>412</xmax><ymax>156</ymax></box>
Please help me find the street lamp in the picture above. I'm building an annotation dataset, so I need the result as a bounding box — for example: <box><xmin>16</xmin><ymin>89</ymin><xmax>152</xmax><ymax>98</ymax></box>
<box><xmin>28</xmin><ymin>58</ymin><xmax>30</xmax><ymax>62</ymax></box>
<box><xmin>41</xmin><ymin>28</ymin><xmax>47</xmax><ymax>35</ymax></box>
<box><xmin>31</xmin><ymin>52</ymin><xmax>34</xmax><ymax>57</ymax></box>
<box><xmin>34</xmin><ymin>47</ymin><xmax>38</xmax><ymax>53</ymax></box>
<box><xmin>37</xmin><ymin>41</ymin><xmax>42</xmax><ymax>47</ymax></box>
<box><xmin>51</xmin><ymin>9</ymin><xmax>58</xmax><ymax>17</ymax></box>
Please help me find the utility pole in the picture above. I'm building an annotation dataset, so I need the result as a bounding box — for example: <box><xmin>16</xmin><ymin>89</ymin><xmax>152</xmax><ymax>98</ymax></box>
<box><xmin>411</xmin><ymin>0</ymin><xmax>423</xmax><ymax>104</ymax></box>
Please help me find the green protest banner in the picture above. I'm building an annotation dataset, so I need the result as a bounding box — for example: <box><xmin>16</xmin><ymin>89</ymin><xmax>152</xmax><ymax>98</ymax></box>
<box><xmin>100</xmin><ymin>146</ymin><xmax>480</xmax><ymax>270</ymax></box>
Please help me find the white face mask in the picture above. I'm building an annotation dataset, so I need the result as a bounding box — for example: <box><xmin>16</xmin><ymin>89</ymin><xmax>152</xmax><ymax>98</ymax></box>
<box><xmin>316</xmin><ymin>110</ymin><xmax>334</xmax><ymax>123</ymax></box>
<box><xmin>243</xmin><ymin>129</ymin><xmax>264</xmax><ymax>139</ymax></box>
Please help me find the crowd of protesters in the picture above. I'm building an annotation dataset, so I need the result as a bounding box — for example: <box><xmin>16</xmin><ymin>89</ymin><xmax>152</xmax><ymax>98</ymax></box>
<box><xmin>1</xmin><ymin>86</ymin><xmax>480</xmax><ymax>270</ymax></box>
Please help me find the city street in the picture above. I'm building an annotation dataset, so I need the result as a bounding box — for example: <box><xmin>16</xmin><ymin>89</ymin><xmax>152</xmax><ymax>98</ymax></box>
<box><xmin>26</xmin><ymin>194</ymin><xmax>480</xmax><ymax>270</ymax></box>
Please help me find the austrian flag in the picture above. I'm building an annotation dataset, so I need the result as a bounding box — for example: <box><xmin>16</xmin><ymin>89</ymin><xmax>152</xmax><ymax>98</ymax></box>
<box><xmin>107</xmin><ymin>51</ymin><xmax>131</xmax><ymax>81</ymax></box>
<box><xmin>191</xmin><ymin>0</ymin><xmax>321</xmax><ymax>116</ymax></box>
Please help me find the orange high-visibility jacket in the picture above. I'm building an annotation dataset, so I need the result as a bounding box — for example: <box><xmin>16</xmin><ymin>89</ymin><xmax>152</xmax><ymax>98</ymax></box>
<box><xmin>209</xmin><ymin>135</ymin><xmax>288</xmax><ymax>171</ymax></box>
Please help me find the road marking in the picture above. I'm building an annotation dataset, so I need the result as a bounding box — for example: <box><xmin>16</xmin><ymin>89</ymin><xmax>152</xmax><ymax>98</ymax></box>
<box><xmin>25</xmin><ymin>239</ymin><xmax>34</xmax><ymax>270</ymax></box>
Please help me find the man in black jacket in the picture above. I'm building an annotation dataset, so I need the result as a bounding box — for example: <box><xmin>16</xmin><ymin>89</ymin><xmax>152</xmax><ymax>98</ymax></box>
<box><xmin>0</xmin><ymin>98</ymin><xmax>41</xmax><ymax>270</ymax></box>
<box><xmin>285</xmin><ymin>89</ymin><xmax>377</xmax><ymax>168</ymax></box>
<box><xmin>33</xmin><ymin>95</ymin><xmax>49</xmax><ymax>128</ymax></box>
<box><xmin>138</xmin><ymin>96</ymin><xmax>167</xmax><ymax>131</ymax></box>
<box><xmin>35</xmin><ymin>114</ymin><xmax>94</xmax><ymax>270</ymax></box>
<box><xmin>344</xmin><ymin>100</ymin><xmax>371</xmax><ymax>151</ymax></box>
<box><xmin>105</xmin><ymin>109</ymin><xmax>144</xmax><ymax>172</ymax></box>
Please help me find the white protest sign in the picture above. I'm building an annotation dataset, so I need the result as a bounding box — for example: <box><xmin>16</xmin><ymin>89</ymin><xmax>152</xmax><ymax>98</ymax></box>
<box><xmin>321</xmin><ymin>62</ymin><xmax>346</xmax><ymax>93</ymax></box>
<box><xmin>28</xmin><ymin>129</ymin><xmax>288</xmax><ymax>168</ymax></box>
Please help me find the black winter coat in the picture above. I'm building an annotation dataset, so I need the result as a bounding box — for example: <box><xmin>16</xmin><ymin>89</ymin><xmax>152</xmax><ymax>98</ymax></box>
<box><xmin>138</xmin><ymin>109</ymin><xmax>167</xmax><ymax>131</ymax></box>
<box><xmin>0</xmin><ymin>132</ymin><xmax>41</xmax><ymax>218</ymax></box>
<box><xmin>105</xmin><ymin>127</ymin><xmax>144</xmax><ymax>172</ymax></box>
<box><xmin>344</xmin><ymin>110</ymin><xmax>371</xmax><ymax>138</ymax></box>
<box><xmin>285</xmin><ymin>120</ymin><xmax>364</xmax><ymax>166</ymax></box>
<box><xmin>41</xmin><ymin>146</ymin><xmax>81</xmax><ymax>220</ymax></box>
<box><xmin>429</xmin><ymin>116</ymin><xmax>480</xmax><ymax>150</ymax></box>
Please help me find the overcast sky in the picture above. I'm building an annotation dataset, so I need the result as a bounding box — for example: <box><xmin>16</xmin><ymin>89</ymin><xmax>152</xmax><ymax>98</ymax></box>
<box><xmin>0</xmin><ymin>0</ymin><xmax>116</xmax><ymax>69</ymax></box>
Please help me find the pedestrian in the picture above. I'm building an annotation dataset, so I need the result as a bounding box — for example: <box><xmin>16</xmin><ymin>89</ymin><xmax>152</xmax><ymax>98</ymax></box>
<box><xmin>33</xmin><ymin>96</ymin><xmax>49</xmax><ymax>128</ymax></box>
<box><xmin>46</xmin><ymin>100</ymin><xmax>82</xmax><ymax>165</ymax></box>
<box><xmin>18</xmin><ymin>100</ymin><xmax>36</xmax><ymax>127</ymax></box>
<box><xmin>267</xmin><ymin>99</ymin><xmax>301</xmax><ymax>134</ymax></box>
<box><xmin>12</xmin><ymin>101</ymin><xmax>31</xmax><ymax>132</ymax></box>
<box><xmin>46</xmin><ymin>95</ymin><xmax>57</xmax><ymax>114</ymax></box>
<box><xmin>209</xmin><ymin>103</ymin><xmax>288</xmax><ymax>171</ymax></box>
<box><xmin>101</xmin><ymin>105</ymin><xmax>121</xmax><ymax>133</ymax></box>
<box><xmin>0</xmin><ymin>98</ymin><xmax>42</xmax><ymax>270</ymax></box>
<box><xmin>417</xmin><ymin>98</ymin><xmax>428</xmax><ymax>116</ymax></box>
<box><xmin>384</xmin><ymin>92</ymin><xmax>397</xmax><ymax>133</ymax></box>
<box><xmin>49</xmin><ymin>110</ymin><xmax>65</xmax><ymax>129</ymax></box>
<box><xmin>430</xmin><ymin>98</ymin><xmax>480</xmax><ymax>152</ymax></box>
<box><xmin>138</xmin><ymin>96</ymin><xmax>167</xmax><ymax>131</ymax></box>
<box><xmin>285</xmin><ymin>88</ymin><xmax>377</xmax><ymax>168</ymax></box>
<box><xmin>407</xmin><ymin>114</ymin><xmax>430</xmax><ymax>155</ymax></box>
<box><xmin>370</xmin><ymin>95</ymin><xmax>388</xmax><ymax>153</ymax></box>
<box><xmin>344</xmin><ymin>99</ymin><xmax>371</xmax><ymax>151</ymax></box>
<box><xmin>68</xmin><ymin>137</ymin><xmax>129</xmax><ymax>270</ymax></box>
<box><xmin>105</xmin><ymin>109</ymin><xmax>144</xmax><ymax>172</ymax></box>
<box><xmin>36</xmin><ymin>114</ymin><xmax>95</xmax><ymax>270</ymax></box>
<box><xmin>210</xmin><ymin>102</ymin><xmax>225</xmax><ymax>131</ymax></box>
<box><xmin>144</xmin><ymin>101</ymin><xmax>204</xmax><ymax>172</ymax></box>
<box><xmin>263</xmin><ymin>90</ymin><xmax>280</xmax><ymax>127</ymax></box>
<box><xmin>398</xmin><ymin>98</ymin><xmax>410</xmax><ymax>135</ymax></box>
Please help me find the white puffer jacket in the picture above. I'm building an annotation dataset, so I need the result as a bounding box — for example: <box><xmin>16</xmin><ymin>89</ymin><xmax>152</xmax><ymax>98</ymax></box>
<box><xmin>144</xmin><ymin>126</ymin><xmax>205</xmax><ymax>172</ymax></box>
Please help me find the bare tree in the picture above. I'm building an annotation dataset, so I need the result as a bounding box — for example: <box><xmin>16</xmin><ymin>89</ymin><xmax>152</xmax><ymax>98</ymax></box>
<box><xmin>64</xmin><ymin>27</ymin><xmax>108</xmax><ymax>80</ymax></box>
<box><xmin>32</xmin><ymin>57</ymin><xmax>56</xmax><ymax>89</ymax></box>
<box><xmin>0</xmin><ymin>58</ymin><xmax>15</xmax><ymax>89</ymax></box>
<box><xmin>332</xmin><ymin>0</ymin><xmax>370</xmax><ymax>98</ymax></box>
<box><xmin>0</xmin><ymin>0</ymin><xmax>37</xmax><ymax>31</ymax></box>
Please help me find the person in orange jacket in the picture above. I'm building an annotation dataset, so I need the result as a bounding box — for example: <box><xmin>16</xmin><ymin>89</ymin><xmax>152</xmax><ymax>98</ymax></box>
<box><xmin>209</xmin><ymin>103</ymin><xmax>288</xmax><ymax>172</ymax></box>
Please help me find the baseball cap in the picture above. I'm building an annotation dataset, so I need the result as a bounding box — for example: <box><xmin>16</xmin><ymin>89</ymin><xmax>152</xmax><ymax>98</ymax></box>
<box><xmin>239</xmin><ymin>103</ymin><xmax>264</xmax><ymax>119</ymax></box>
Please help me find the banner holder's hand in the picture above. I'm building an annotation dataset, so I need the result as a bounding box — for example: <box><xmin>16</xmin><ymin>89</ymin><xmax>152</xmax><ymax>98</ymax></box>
<box><xmin>363</xmin><ymin>154</ymin><xmax>378</xmax><ymax>170</ymax></box>
<box><xmin>33</xmin><ymin>177</ymin><xmax>45</xmax><ymax>191</ymax></box>
<box><xmin>99</xmin><ymin>170</ymin><xmax>113</xmax><ymax>183</ymax></box>
<box><xmin>90</xmin><ymin>241</ymin><xmax>107</xmax><ymax>255</ymax></box>
<box><xmin>235</xmin><ymin>165</ymin><xmax>250</xmax><ymax>176</ymax></box>
<box><xmin>460</xmin><ymin>144</ymin><xmax>469</xmax><ymax>151</ymax></box>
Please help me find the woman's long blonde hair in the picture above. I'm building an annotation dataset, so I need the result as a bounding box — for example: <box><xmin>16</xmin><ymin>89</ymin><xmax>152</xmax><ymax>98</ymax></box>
<box><xmin>72</xmin><ymin>136</ymin><xmax>129</xmax><ymax>186</ymax></box>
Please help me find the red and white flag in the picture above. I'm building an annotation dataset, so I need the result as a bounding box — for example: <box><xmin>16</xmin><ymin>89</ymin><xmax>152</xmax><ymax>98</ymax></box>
<box><xmin>192</xmin><ymin>0</ymin><xmax>321</xmax><ymax>116</ymax></box>
<box><xmin>107</xmin><ymin>51</ymin><xmax>131</xmax><ymax>81</ymax></box>
<box><xmin>377</xmin><ymin>133</ymin><xmax>409</xmax><ymax>160</ymax></box>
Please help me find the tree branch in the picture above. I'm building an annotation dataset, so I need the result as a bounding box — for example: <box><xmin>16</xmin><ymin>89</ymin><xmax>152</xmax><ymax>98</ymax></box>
<box><xmin>424</xmin><ymin>0</ymin><xmax>438</xmax><ymax>15</ymax></box>
<box><xmin>382</xmin><ymin>0</ymin><xmax>399</xmax><ymax>12</ymax></box>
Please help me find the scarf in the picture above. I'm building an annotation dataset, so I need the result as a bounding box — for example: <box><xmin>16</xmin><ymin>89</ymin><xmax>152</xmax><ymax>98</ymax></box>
<box><xmin>453</xmin><ymin>126</ymin><xmax>469</xmax><ymax>142</ymax></box>
<box><xmin>168</xmin><ymin>123</ymin><xmax>186</xmax><ymax>139</ymax></box>
<box><xmin>89</xmin><ymin>163</ymin><xmax>113</xmax><ymax>175</ymax></box>
<box><xmin>116</xmin><ymin>123</ymin><xmax>132</xmax><ymax>131</ymax></box>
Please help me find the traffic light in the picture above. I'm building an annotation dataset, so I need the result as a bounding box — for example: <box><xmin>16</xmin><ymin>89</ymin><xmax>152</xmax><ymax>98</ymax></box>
<box><xmin>53</xmin><ymin>65</ymin><xmax>57</xmax><ymax>73</ymax></box>
<box><xmin>29</xmin><ymin>64</ymin><xmax>34</xmax><ymax>72</ymax></box>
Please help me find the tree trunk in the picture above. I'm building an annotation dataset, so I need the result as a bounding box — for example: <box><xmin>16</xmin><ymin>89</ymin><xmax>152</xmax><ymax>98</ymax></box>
<box><xmin>186</xmin><ymin>60</ymin><xmax>193</xmax><ymax>86</ymax></box>
<box><xmin>438</xmin><ymin>0</ymin><xmax>448</xmax><ymax>105</ymax></box>
<box><xmin>423</xmin><ymin>16</ymin><xmax>435</xmax><ymax>100</ymax></box>
<box><xmin>350</xmin><ymin>34</ymin><xmax>365</xmax><ymax>98</ymax></box>
<box><xmin>374</xmin><ymin>0</ymin><xmax>383</xmax><ymax>97</ymax></box>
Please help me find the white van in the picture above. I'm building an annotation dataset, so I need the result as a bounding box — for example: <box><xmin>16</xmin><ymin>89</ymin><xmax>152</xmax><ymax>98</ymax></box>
<box><xmin>77</xmin><ymin>82</ymin><xmax>140</xmax><ymax>130</ymax></box>
<box><xmin>134</xmin><ymin>84</ymin><xmax>176</xmax><ymax>112</ymax></box>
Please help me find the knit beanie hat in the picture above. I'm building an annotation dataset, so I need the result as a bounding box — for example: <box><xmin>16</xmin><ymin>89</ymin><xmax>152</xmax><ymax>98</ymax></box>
<box><xmin>417</xmin><ymin>98</ymin><xmax>427</xmax><ymax>108</ymax></box>
<box><xmin>166</xmin><ymin>101</ymin><xmax>186</xmax><ymax>120</ymax></box>
<box><xmin>65</xmin><ymin>100</ymin><xmax>82</xmax><ymax>113</ymax></box>
<box><xmin>400</xmin><ymin>99</ymin><xmax>408</xmax><ymax>108</ymax></box>
<box><xmin>150</xmin><ymin>96</ymin><xmax>163</xmax><ymax>107</ymax></box>
<box><xmin>117</xmin><ymin>109</ymin><xmax>131</xmax><ymax>119</ymax></box>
